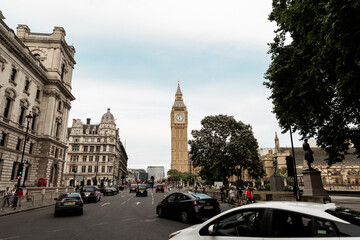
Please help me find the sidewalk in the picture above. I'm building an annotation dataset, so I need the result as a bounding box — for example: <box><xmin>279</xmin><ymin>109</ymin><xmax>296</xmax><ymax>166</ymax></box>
<box><xmin>0</xmin><ymin>198</ymin><xmax>54</xmax><ymax>216</ymax></box>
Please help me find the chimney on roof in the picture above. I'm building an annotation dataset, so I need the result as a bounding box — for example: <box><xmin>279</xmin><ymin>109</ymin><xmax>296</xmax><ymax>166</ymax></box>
<box><xmin>86</xmin><ymin>118</ymin><xmax>91</xmax><ymax>124</ymax></box>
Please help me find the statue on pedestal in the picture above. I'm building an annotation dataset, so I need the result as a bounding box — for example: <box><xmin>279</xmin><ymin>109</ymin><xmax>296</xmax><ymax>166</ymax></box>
<box><xmin>303</xmin><ymin>139</ymin><xmax>314</xmax><ymax>170</ymax></box>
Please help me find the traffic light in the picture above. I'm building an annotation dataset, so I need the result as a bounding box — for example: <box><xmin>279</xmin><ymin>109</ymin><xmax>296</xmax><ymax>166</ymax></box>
<box><xmin>17</xmin><ymin>162</ymin><xmax>24</xmax><ymax>177</ymax></box>
<box><xmin>286</xmin><ymin>156</ymin><xmax>294</xmax><ymax>177</ymax></box>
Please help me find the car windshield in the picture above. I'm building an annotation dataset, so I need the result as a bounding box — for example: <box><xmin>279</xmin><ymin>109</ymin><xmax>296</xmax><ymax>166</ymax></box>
<box><xmin>82</xmin><ymin>187</ymin><xmax>95</xmax><ymax>192</ymax></box>
<box><xmin>326</xmin><ymin>208</ymin><xmax>360</xmax><ymax>226</ymax></box>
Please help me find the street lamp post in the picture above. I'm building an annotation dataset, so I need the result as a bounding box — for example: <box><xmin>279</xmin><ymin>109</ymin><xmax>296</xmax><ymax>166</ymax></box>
<box><xmin>22</xmin><ymin>160</ymin><xmax>30</xmax><ymax>187</ymax></box>
<box><xmin>13</xmin><ymin>113</ymin><xmax>32</xmax><ymax>208</ymax></box>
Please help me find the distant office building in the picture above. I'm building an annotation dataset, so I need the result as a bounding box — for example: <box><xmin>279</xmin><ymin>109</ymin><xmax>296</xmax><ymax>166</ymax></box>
<box><xmin>147</xmin><ymin>166</ymin><xmax>165</xmax><ymax>180</ymax></box>
<box><xmin>128</xmin><ymin>168</ymin><xmax>147</xmax><ymax>182</ymax></box>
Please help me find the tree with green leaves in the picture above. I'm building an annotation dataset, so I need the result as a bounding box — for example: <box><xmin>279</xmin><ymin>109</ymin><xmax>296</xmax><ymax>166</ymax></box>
<box><xmin>188</xmin><ymin>115</ymin><xmax>265</xmax><ymax>186</ymax></box>
<box><xmin>264</xmin><ymin>1</ymin><xmax>360</xmax><ymax>165</ymax></box>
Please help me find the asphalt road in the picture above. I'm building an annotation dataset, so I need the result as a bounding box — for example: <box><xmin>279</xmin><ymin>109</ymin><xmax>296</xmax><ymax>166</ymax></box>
<box><xmin>0</xmin><ymin>189</ymin><xmax>192</xmax><ymax>240</ymax></box>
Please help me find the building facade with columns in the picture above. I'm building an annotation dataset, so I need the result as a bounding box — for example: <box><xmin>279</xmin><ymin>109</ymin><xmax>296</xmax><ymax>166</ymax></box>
<box><xmin>0</xmin><ymin>12</ymin><xmax>76</xmax><ymax>189</ymax></box>
<box><xmin>63</xmin><ymin>109</ymin><xmax>128</xmax><ymax>187</ymax></box>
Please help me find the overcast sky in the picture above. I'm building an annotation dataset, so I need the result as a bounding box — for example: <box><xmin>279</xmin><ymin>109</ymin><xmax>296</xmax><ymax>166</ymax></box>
<box><xmin>1</xmin><ymin>1</ymin><xmax>303</xmax><ymax>173</ymax></box>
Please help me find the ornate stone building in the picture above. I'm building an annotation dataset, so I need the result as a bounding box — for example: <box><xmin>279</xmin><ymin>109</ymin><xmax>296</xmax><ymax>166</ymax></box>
<box><xmin>63</xmin><ymin>109</ymin><xmax>128</xmax><ymax>187</ymax></box>
<box><xmin>260</xmin><ymin>133</ymin><xmax>360</xmax><ymax>188</ymax></box>
<box><xmin>170</xmin><ymin>82</ymin><xmax>189</xmax><ymax>172</ymax></box>
<box><xmin>0</xmin><ymin>12</ymin><xmax>76</xmax><ymax>188</ymax></box>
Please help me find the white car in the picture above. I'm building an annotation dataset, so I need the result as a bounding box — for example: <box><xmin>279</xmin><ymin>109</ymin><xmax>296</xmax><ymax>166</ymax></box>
<box><xmin>169</xmin><ymin>201</ymin><xmax>360</xmax><ymax>239</ymax></box>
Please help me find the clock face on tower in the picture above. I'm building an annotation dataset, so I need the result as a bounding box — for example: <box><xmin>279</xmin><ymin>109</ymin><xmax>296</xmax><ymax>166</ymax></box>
<box><xmin>176</xmin><ymin>113</ymin><xmax>184</xmax><ymax>122</ymax></box>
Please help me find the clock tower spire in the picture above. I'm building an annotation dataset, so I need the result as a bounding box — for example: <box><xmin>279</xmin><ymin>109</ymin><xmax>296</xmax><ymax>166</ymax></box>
<box><xmin>171</xmin><ymin>81</ymin><xmax>189</xmax><ymax>172</ymax></box>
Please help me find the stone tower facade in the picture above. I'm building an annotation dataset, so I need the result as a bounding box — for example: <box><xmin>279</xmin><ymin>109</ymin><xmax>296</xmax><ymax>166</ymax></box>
<box><xmin>170</xmin><ymin>82</ymin><xmax>189</xmax><ymax>172</ymax></box>
<box><xmin>0</xmin><ymin>13</ymin><xmax>75</xmax><ymax>188</ymax></box>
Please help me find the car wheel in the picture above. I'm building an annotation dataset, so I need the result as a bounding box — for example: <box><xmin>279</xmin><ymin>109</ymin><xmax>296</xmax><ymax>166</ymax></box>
<box><xmin>181</xmin><ymin>210</ymin><xmax>190</xmax><ymax>223</ymax></box>
<box><xmin>158</xmin><ymin>207</ymin><xmax>164</xmax><ymax>217</ymax></box>
<box><xmin>79</xmin><ymin>209</ymin><xmax>83</xmax><ymax>215</ymax></box>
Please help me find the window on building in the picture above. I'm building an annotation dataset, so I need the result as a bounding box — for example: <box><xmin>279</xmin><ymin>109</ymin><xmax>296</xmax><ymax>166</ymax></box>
<box><xmin>85</xmin><ymin>138</ymin><xmax>89</xmax><ymax>142</ymax></box>
<box><xmin>97</xmin><ymin>138</ymin><xmax>101</xmax><ymax>142</ymax></box>
<box><xmin>55</xmin><ymin>122</ymin><xmax>61</xmax><ymax>137</ymax></box>
<box><xmin>82</xmin><ymin>156</ymin><xmax>87</xmax><ymax>162</ymax></box>
<box><xmin>83</xmin><ymin>146</ymin><xmax>88</xmax><ymax>152</ymax></box>
<box><xmin>74</xmin><ymin>137</ymin><xmax>80</xmax><ymax>142</ymax></box>
<box><xmin>18</xmin><ymin>107</ymin><xmax>25</xmax><ymax>125</ymax></box>
<box><xmin>24</xmin><ymin>79</ymin><xmax>30</xmax><ymax>92</ymax></box>
<box><xmin>102</xmin><ymin>156</ymin><xmax>106</xmax><ymax>162</ymax></box>
<box><xmin>104</xmin><ymin>138</ymin><xmax>107</xmax><ymax>143</ymax></box>
<box><xmin>34</xmin><ymin>54</ymin><xmax>40</xmax><ymax>60</ymax></box>
<box><xmin>89</xmin><ymin>156</ymin><xmax>93</xmax><ymax>162</ymax></box>
<box><xmin>72</xmin><ymin>145</ymin><xmax>79</xmax><ymax>151</ymax></box>
<box><xmin>108</xmin><ymin>167</ymin><xmax>112</xmax><ymax>173</ymax></box>
<box><xmin>103</xmin><ymin>145</ymin><xmax>106</xmax><ymax>151</ymax></box>
<box><xmin>88</xmin><ymin>166</ymin><xmax>92</xmax><ymax>173</ymax></box>
<box><xmin>95</xmin><ymin>155</ymin><xmax>99</xmax><ymax>162</ymax></box>
<box><xmin>3</xmin><ymin>97</ymin><xmax>12</xmax><ymax>119</ymax></box>
<box><xmin>16</xmin><ymin>138</ymin><xmax>22</xmax><ymax>150</ymax></box>
<box><xmin>96</xmin><ymin>146</ymin><xmax>100</xmax><ymax>152</ymax></box>
<box><xmin>36</xmin><ymin>89</ymin><xmax>41</xmax><ymax>100</ymax></box>
<box><xmin>61</xmin><ymin>64</ymin><xmax>65</xmax><ymax>81</ymax></box>
<box><xmin>31</xmin><ymin>114</ymin><xmax>37</xmax><ymax>131</ymax></box>
<box><xmin>102</xmin><ymin>166</ymin><xmax>105</xmax><ymax>173</ymax></box>
<box><xmin>95</xmin><ymin>166</ymin><xmax>98</xmax><ymax>173</ymax></box>
<box><xmin>90</xmin><ymin>146</ymin><xmax>94</xmax><ymax>152</ymax></box>
<box><xmin>29</xmin><ymin>142</ymin><xmax>33</xmax><ymax>154</ymax></box>
<box><xmin>0</xmin><ymin>132</ymin><xmax>7</xmax><ymax>146</ymax></box>
<box><xmin>82</xmin><ymin>166</ymin><xmax>86</xmax><ymax>173</ymax></box>
<box><xmin>91</xmin><ymin>138</ymin><xmax>95</xmax><ymax>142</ymax></box>
<box><xmin>58</xmin><ymin>101</ymin><xmax>62</xmax><ymax>111</ymax></box>
<box><xmin>11</xmin><ymin>162</ymin><xmax>18</xmax><ymax>180</ymax></box>
<box><xmin>10</xmin><ymin>68</ymin><xmax>17</xmax><ymax>81</ymax></box>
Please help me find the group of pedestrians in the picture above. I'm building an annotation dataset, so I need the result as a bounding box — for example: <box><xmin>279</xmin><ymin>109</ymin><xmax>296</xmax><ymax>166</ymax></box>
<box><xmin>2</xmin><ymin>186</ymin><xmax>29</xmax><ymax>210</ymax></box>
<box><xmin>221</xmin><ymin>185</ymin><xmax>255</xmax><ymax>205</ymax></box>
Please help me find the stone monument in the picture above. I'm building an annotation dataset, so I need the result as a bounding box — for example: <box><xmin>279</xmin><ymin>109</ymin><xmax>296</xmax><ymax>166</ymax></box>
<box><xmin>301</xmin><ymin>139</ymin><xmax>330</xmax><ymax>203</ymax></box>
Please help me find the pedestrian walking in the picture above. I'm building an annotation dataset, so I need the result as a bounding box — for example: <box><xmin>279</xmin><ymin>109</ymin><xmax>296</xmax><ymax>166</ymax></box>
<box><xmin>10</xmin><ymin>187</ymin><xmax>16</xmax><ymax>207</ymax></box>
<box><xmin>229</xmin><ymin>187</ymin><xmax>235</xmax><ymax>204</ymax></box>
<box><xmin>2</xmin><ymin>187</ymin><xmax>11</xmax><ymax>208</ymax></box>
<box><xmin>18</xmin><ymin>188</ymin><xmax>23</xmax><ymax>207</ymax></box>
<box><xmin>246</xmin><ymin>188</ymin><xmax>254</xmax><ymax>204</ymax></box>
<box><xmin>236</xmin><ymin>186</ymin><xmax>243</xmax><ymax>205</ymax></box>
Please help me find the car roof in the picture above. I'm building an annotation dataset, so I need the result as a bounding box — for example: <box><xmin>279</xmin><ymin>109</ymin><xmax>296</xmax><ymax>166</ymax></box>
<box><xmin>212</xmin><ymin>201</ymin><xmax>349</xmax><ymax>224</ymax></box>
<box><xmin>187</xmin><ymin>192</ymin><xmax>212</xmax><ymax>199</ymax></box>
<box><xmin>64</xmin><ymin>193</ymin><xmax>81</xmax><ymax>197</ymax></box>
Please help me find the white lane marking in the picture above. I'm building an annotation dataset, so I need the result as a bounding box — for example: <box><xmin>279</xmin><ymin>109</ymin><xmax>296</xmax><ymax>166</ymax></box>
<box><xmin>151</xmin><ymin>192</ymin><xmax>154</xmax><ymax>205</ymax></box>
<box><xmin>101</xmin><ymin>202</ymin><xmax>110</xmax><ymax>207</ymax></box>
<box><xmin>91</xmin><ymin>222</ymin><xmax>107</xmax><ymax>226</ymax></box>
<box><xmin>122</xmin><ymin>218</ymin><xmax>136</xmax><ymax>222</ymax></box>
<box><xmin>136</xmin><ymin>202</ymin><xmax>140</xmax><ymax>205</ymax></box>
<box><xmin>1</xmin><ymin>237</ymin><xmax>20</xmax><ymax>240</ymax></box>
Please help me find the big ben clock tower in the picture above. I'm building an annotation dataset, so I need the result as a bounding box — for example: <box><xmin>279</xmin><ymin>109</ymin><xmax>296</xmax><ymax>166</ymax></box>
<box><xmin>171</xmin><ymin>81</ymin><xmax>189</xmax><ymax>172</ymax></box>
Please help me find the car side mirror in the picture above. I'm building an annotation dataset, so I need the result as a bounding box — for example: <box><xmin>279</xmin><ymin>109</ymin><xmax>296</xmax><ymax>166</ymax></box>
<box><xmin>208</xmin><ymin>224</ymin><xmax>216</xmax><ymax>235</ymax></box>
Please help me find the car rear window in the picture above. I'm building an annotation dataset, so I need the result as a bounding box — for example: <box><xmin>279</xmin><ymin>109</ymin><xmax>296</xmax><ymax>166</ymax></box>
<box><xmin>82</xmin><ymin>187</ymin><xmax>95</xmax><ymax>192</ymax></box>
<box><xmin>189</xmin><ymin>193</ymin><xmax>212</xmax><ymax>199</ymax></box>
<box><xmin>326</xmin><ymin>208</ymin><xmax>360</xmax><ymax>226</ymax></box>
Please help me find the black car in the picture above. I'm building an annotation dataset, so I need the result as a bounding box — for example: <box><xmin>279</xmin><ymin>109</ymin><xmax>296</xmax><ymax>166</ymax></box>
<box><xmin>156</xmin><ymin>192</ymin><xmax>220</xmax><ymax>223</ymax></box>
<box><xmin>136</xmin><ymin>184</ymin><xmax>148</xmax><ymax>197</ymax></box>
<box><xmin>103</xmin><ymin>187</ymin><xmax>116</xmax><ymax>196</ymax></box>
<box><xmin>80</xmin><ymin>186</ymin><xmax>101</xmax><ymax>203</ymax></box>
<box><xmin>129</xmin><ymin>184</ymin><xmax>137</xmax><ymax>193</ymax></box>
<box><xmin>155</xmin><ymin>184</ymin><xmax>165</xmax><ymax>193</ymax></box>
<box><xmin>54</xmin><ymin>192</ymin><xmax>83</xmax><ymax>216</ymax></box>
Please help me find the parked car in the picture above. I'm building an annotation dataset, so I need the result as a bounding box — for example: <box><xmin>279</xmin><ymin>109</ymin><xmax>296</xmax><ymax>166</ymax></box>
<box><xmin>54</xmin><ymin>192</ymin><xmax>83</xmax><ymax>216</ymax></box>
<box><xmin>168</xmin><ymin>201</ymin><xmax>360</xmax><ymax>239</ymax></box>
<box><xmin>129</xmin><ymin>184</ymin><xmax>137</xmax><ymax>193</ymax></box>
<box><xmin>157</xmin><ymin>192</ymin><xmax>220</xmax><ymax>223</ymax></box>
<box><xmin>103</xmin><ymin>187</ymin><xmax>116</xmax><ymax>196</ymax></box>
<box><xmin>136</xmin><ymin>184</ymin><xmax>148</xmax><ymax>197</ymax></box>
<box><xmin>80</xmin><ymin>186</ymin><xmax>101</xmax><ymax>203</ymax></box>
<box><xmin>119</xmin><ymin>185</ymin><xmax>124</xmax><ymax>191</ymax></box>
<box><xmin>155</xmin><ymin>184</ymin><xmax>165</xmax><ymax>193</ymax></box>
